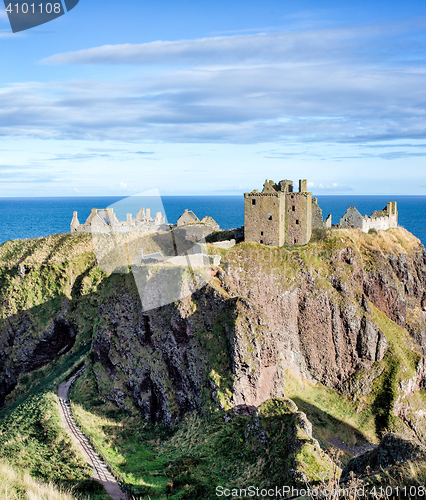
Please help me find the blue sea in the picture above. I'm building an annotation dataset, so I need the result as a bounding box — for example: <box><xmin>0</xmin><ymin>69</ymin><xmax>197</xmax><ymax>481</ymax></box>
<box><xmin>0</xmin><ymin>195</ymin><xmax>425</xmax><ymax>246</ymax></box>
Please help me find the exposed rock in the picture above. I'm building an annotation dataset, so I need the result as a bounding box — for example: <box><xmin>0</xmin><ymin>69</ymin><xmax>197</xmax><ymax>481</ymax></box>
<box><xmin>341</xmin><ymin>433</ymin><xmax>426</xmax><ymax>479</ymax></box>
<box><xmin>0</xmin><ymin>307</ymin><xmax>76</xmax><ymax>407</ymax></box>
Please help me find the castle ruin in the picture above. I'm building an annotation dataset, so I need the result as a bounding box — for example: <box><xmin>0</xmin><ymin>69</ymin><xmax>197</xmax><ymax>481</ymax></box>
<box><xmin>71</xmin><ymin>207</ymin><xmax>166</xmax><ymax>233</ymax></box>
<box><xmin>340</xmin><ymin>203</ymin><xmax>398</xmax><ymax>232</ymax></box>
<box><xmin>244</xmin><ymin>178</ymin><xmax>398</xmax><ymax>246</ymax></box>
<box><xmin>70</xmin><ymin>207</ymin><xmax>219</xmax><ymax>235</ymax></box>
<box><xmin>244</xmin><ymin>179</ymin><xmax>331</xmax><ymax>246</ymax></box>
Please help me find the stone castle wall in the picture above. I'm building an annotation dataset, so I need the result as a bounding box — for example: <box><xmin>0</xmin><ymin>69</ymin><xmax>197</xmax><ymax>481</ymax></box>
<box><xmin>244</xmin><ymin>179</ymin><xmax>315</xmax><ymax>246</ymax></box>
<box><xmin>340</xmin><ymin>202</ymin><xmax>398</xmax><ymax>233</ymax></box>
<box><xmin>284</xmin><ymin>191</ymin><xmax>312</xmax><ymax>245</ymax></box>
<box><xmin>244</xmin><ymin>192</ymin><xmax>284</xmax><ymax>246</ymax></box>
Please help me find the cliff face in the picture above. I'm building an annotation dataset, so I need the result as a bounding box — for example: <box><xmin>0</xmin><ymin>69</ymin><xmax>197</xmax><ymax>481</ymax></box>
<box><xmin>90</xmin><ymin>228</ymin><xmax>426</xmax><ymax>427</ymax></box>
<box><xmin>224</xmin><ymin>231</ymin><xmax>426</xmax><ymax>391</ymax></box>
<box><xmin>1</xmin><ymin>228</ymin><xmax>426</xmax><ymax>431</ymax></box>
<box><xmin>91</xmin><ymin>277</ymin><xmax>285</xmax><ymax>427</ymax></box>
<box><xmin>0</xmin><ymin>234</ymin><xmax>101</xmax><ymax>408</ymax></box>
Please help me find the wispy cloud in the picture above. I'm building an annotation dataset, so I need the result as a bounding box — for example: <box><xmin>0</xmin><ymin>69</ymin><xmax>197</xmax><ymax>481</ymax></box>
<box><xmin>0</xmin><ymin>164</ymin><xmax>61</xmax><ymax>183</ymax></box>
<box><xmin>47</xmin><ymin>152</ymin><xmax>112</xmax><ymax>161</ymax></box>
<box><xmin>359</xmin><ymin>143</ymin><xmax>426</xmax><ymax>149</ymax></box>
<box><xmin>0</xmin><ymin>17</ymin><xmax>425</xmax><ymax>145</ymax></box>
<box><xmin>334</xmin><ymin>151</ymin><xmax>426</xmax><ymax>160</ymax></box>
<box><xmin>309</xmin><ymin>182</ymin><xmax>353</xmax><ymax>192</ymax></box>
<box><xmin>42</xmin><ymin>18</ymin><xmax>426</xmax><ymax>66</ymax></box>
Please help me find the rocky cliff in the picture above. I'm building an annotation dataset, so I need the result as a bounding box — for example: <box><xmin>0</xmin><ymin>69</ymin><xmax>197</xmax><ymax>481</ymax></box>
<box><xmin>1</xmin><ymin>228</ymin><xmax>426</xmax><ymax>437</ymax></box>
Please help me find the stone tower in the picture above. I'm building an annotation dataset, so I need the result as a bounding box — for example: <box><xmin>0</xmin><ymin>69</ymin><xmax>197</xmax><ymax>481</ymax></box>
<box><xmin>244</xmin><ymin>178</ymin><xmax>313</xmax><ymax>246</ymax></box>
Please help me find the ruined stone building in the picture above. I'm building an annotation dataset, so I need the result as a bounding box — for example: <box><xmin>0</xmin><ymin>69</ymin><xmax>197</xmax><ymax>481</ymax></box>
<box><xmin>176</xmin><ymin>209</ymin><xmax>220</xmax><ymax>230</ymax></box>
<box><xmin>340</xmin><ymin>203</ymin><xmax>398</xmax><ymax>232</ymax></box>
<box><xmin>70</xmin><ymin>207</ymin><xmax>220</xmax><ymax>236</ymax></box>
<box><xmin>244</xmin><ymin>178</ymin><xmax>331</xmax><ymax>246</ymax></box>
<box><xmin>70</xmin><ymin>207</ymin><xmax>166</xmax><ymax>233</ymax></box>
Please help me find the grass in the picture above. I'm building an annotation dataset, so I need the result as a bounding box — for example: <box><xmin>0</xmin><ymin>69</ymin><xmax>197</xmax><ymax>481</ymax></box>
<box><xmin>369</xmin><ymin>304</ymin><xmax>421</xmax><ymax>380</ymax></box>
<box><xmin>0</xmin><ymin>459</ymin><xmax>82</xmax><ymax>500</ymax></box>
<box><xmin>283</xmin><ymin>370</ymin><xmax>378</xmax><ymax>453</ymax></box>
<box><xmin>0</xmin><ymin>392</ymin><xmax>90</xmax><ymax>483</ymax></box>
<box><xmin>1</xmin><ymin>344</ymin><xmax>90</xmax><ymax>418</ymax></box>
<box><xmin>70</xmin><ymin>366</ymin><xmax>338</xmax><ymax>499</ymax></box>
<box><xmin>70</xmin><ymin>366</ymin><xmax>171</xmax><ymax>497</ymax></box>
<box><xmin>0</xmin><ymin>346</ymin><xmax>110</xmax><ymax>499</ymax></box>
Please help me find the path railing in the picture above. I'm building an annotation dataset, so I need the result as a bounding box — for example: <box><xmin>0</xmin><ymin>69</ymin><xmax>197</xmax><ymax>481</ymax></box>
<box><xmin>67</xmin><ymin>374</ymin><xmax>145</xmax><ymax>499</ymax></box>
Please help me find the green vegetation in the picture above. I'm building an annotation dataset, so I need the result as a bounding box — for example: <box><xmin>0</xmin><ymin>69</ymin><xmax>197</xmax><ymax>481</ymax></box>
<box><xmin>369</xmin><ymin>305</ymin><xmax>421</xmax><ymax>380</ymax></box>
<box><xmin>283</xmin><ymin>370</ymin><xmax>377</xmax><ymax>454</ymax></box>
<box><xmin>70</xmin><ymin>367</ymin><xmax>336</xmax><ymax>499</ymax></box>
<box><xmin>371</xmin><ymin>351</ymin><xmax>400</xmax><ymax>436</ymax></box>
<box><xmin>1</xmin><ymin>226</ymin><xmax>426</xmax><ymax>499</ymax></box>
<box><xmin>0</xmin><ymin>459</ymin><xmax>81</xmax><ymax>500</ymax></box>
<box><xmin>0</xmin><ymin>392</ymin><xmax>89</xmax><ymax>483</ymax></box>
<box><xmin>0</xmin><ymin>346</ymin><xmax>105</xmax><ymax>497</ymax></box>
<box><xmin>195</xmin><ymin>311</ymin><xmax>235</xmax><ymax>410</ymax></box>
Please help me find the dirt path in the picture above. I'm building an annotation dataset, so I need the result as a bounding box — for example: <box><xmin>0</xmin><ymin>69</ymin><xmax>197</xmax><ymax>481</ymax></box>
<box><xmin>58</xmin><ymin>371</ymin><xmax>126</xmax><ymax>500</ymax></box>
<box><xmin>328</xmin><ymin>436</ymin><xmax>376</xmax><ymax>457</ymax></box>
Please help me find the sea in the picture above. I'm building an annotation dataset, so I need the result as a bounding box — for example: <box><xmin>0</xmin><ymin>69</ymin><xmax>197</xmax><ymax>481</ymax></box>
<box><xmin>0</xmin><ymin>195</ymin><xmax>425</xmax><ymax>246</ymax></box>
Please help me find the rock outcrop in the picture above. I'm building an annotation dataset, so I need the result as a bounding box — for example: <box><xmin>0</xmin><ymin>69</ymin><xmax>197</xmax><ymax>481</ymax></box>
<box><xmin>342</xmin><ymin>433</ymin><xmax>426</xmax><ymax>479</ymax></box>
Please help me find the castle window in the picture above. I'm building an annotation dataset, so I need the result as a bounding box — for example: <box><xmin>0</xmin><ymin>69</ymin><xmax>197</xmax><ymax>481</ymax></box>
<box><xmin>296</xmin><ymin>219</ymin><xmax>299</xmax><ymax>225</ymax></box>
<box><xmin>260</xmin><ymin>231</ymin><xmax>264</xmax><ymax>236</ymax></box>
<box><xmin>252</xmin><ymin>199</ymin><xmax>256</xmax><ymax>205</ymax></box>
<box><xmin>260</xmin><ymin>239</ymin><xmax>263</xmax><ymax>244</ymax></box>
<box><xmin>292</xmin><ymin>206</ymin><xmax>295</xmax><ymax>212</ymax></box>
<box><xmin>268</xmin><ymin>215</ymin><xmax>273</xmax><ymax>221</ymax></box>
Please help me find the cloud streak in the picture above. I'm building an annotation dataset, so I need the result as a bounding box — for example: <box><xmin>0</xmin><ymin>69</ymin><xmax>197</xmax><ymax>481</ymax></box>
<box><xmin>0</xmin><ymin>18</ymin><xmax>425</xmax><ymax>145</ymax></box>
<box><xmin>41</xmin><ymin>18</ymin><xmax>426</xmax><ymax>66</ymax></box>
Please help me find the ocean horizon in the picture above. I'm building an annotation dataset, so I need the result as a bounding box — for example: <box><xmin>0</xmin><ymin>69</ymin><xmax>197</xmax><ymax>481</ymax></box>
<box><xmin>1</xmin><ymin>195</ymin><xmax>425</xmax><ymax>246</ymax></box>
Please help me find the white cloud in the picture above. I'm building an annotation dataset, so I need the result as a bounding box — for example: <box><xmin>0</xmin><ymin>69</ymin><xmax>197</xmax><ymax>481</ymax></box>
<box><xmin>41</xmin><ymin>18</ymin><xmax>425</xmax><ymax>66</ymax></box>
<box><xmin>0</xmin><ymin>17</ymin><xmax>425</xmax><ymax>145</ymax></box>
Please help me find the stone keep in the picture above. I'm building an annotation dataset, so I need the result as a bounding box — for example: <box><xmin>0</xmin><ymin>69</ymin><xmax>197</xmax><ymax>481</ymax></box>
<box><xmin>244</xmin><ymin>179</ymin><xmax>313</xmax><ymax>246</ymax></box>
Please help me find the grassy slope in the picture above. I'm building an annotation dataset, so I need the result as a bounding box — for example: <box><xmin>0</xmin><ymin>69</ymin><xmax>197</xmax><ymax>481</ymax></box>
<box><xmin>0</xmin><ymin>347</ymin><xmax>108</xmax><ymax>498</ymax></box>
<box><xmin>70</xmin><ymin>365</ymin><xmax>337</xmax><ymax>499</ymax></box>
<box><xmin>0</xmin><ymin>234</ymin><xmax>111</xmax><ymax>499</ymax></box>
<box><xmin>1</xmin><ymin>228</ymin><xmax>426</xmax><ymax>498</ymax></box>
<box><xmin>0</xmin><ymin>459</ymin><xmax>81</xmax><ymax>500</ymax></box>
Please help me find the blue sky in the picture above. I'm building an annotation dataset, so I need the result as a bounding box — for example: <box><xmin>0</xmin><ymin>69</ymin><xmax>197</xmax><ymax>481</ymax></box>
<box><xmin>1</xmin><ymin>0</ymin><xmax>426</xmax><ymax>196</ymax></box>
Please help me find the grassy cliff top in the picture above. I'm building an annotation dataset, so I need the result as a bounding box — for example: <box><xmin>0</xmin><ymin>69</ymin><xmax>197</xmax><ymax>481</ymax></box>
<box><xmin>330</xmin><ymin>227</ymin><xmax>422</xmax><ymax>255</ymax></box>
<box><xmin>0</xmin><ymin>226</ymin><xmax>422</xmax><ymax>271</ymax></box>
<box><xmin>0</xmin><ymin>233</ymin><xmax>94</xmax><ymax>269</ymax></box>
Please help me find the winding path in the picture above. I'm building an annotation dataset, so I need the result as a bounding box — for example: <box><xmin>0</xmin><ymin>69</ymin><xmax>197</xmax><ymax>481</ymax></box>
<box><xmin>58</xmin><ymin>372</ymin><xmax>126</xmax><ymax>500</ymax></box>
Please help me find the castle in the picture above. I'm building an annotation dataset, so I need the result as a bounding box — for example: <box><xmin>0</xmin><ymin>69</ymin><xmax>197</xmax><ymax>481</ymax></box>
<box><xmin>244</xmin><ymin>179</ymin><xmax>331</xmax><ymax>246</ymax></box>
<box><xmin>244</xmin><ymin>178</ymin><xmax>397</xmax><ymax>246</ymax></box>
<box><xmin>71</xmin><ymin>179</ymin><xmax>398</xmax><ymax>249</ymax></box>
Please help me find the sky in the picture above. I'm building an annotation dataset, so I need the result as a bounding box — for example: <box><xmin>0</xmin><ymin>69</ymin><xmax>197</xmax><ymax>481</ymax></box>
<box><xmin>1</xmin><ymin>0</ymin><xmax>426</xmax><ymax>196</ymax></box>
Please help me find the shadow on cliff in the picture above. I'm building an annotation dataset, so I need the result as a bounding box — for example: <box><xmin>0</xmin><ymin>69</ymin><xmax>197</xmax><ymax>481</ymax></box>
<box><xmin>0</xmin><ymin>259</ymin><xmax>103</xmax><ymax>410</ymax></box>
<box><xmin>291</xmin><ymin>397</ymin><xmax>374</xmax><ymax>455</ymax></box>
